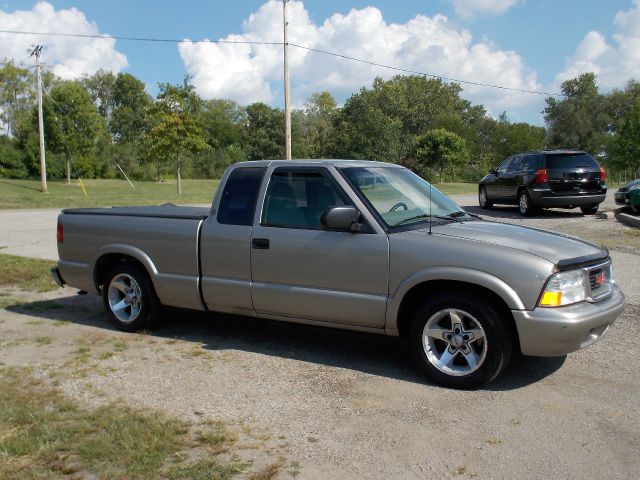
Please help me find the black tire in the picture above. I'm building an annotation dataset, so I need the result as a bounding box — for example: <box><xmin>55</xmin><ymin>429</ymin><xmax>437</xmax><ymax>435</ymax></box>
<box><xmin>102</xmin><ymin>263</ymin><xmax>160</xmax><ymax>332</ymax></box>
<box><xmin>580</xmin><ymin>204</ymin><xmax>599</xmax><ymax>215</ymax></box>
<box><xmin>518</xmin><ymin>190</ymin><xmax>535</xmax><ymax>216</ymax></box>
<box><xmin>479</xmin><ymin>187</ymin><xmax>493</xmax><ymax>209</ymax></box>
<box><xmin>409</xmin><ymin>292</ymin><xmax>514</xmax><ymax>389</ymax></box>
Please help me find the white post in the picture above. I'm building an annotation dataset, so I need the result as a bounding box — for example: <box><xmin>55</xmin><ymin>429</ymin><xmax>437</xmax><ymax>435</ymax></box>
<box><xmin>283</xmin><ymin>0</ymin><xmax>292</xmax><ymax>160</ymax></box>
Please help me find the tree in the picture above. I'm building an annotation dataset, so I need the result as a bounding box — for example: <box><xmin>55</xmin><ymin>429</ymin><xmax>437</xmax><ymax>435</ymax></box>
<box><xmin>44</xmin><ymin>80</ymin><xmax>107</xmax><ymax>181</ymax></box>
<box><xmin>415</xmin><ymin>129</ymin><xmax>468</xmax><ymax>182</ymax></box>
<box><xmin>143</xmin><ymin>79</ymin><xmax>208</xmax><ymax>192</ymax></box>
<box><xmin>0</xmin><ymin>60</ymin><xmax>34</xmax><ymax>137</ymax></box>
<box><xmin>244</xmin><ymin>102</ymin><xmax>284</xmax><ymax>160</ymax></box>
<box><xmin>544</xmin><ymin>73</ymin><xmax>609</xmax><ymax>154</ymax></box>
<box><xmin>81</xmin><ymin>70</ymin><xmax>116</xmax><ymax>123</ymax></box>
<box><xmin>0</xmin><ymin>136</ymin><xmax>28</xmax><ymax>178</ymax></box>
<box><xmin>110</xmin><ymin>73</ymin><xmax>152</xmax><ymax>144</ymax></box>
<box><xmin>301</xmin><ymin>91</ymin><xmax>337</xmax><ymax>158</ymax></box>
<box><xmin>614</xmin><ymin>96</ymin><xmax>640</xmax><ymax>178</ymax></box>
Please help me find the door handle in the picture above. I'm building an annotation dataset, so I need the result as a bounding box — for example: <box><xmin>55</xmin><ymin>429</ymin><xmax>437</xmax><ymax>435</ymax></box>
<box><xmin>252</xmin><ymin>238</ymin><xmax>270</xmax><ymax>249</ymax></box>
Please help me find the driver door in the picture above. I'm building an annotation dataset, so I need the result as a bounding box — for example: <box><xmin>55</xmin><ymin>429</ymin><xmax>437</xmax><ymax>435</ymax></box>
<box><xmin>250</xmin><ymin>166</ymin><xmax>389</xmax><ymax>328</ymax></box>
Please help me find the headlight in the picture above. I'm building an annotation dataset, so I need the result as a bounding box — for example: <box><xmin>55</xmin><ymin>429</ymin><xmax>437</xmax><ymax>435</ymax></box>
<box><xmin>539</xmin><ymin>269</ymin><xmax>587</xmax><ymax>307</ymax></box>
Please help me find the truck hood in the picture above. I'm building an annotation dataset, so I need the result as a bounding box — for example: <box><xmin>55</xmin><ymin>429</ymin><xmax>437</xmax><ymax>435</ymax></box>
<box><xmin>424</xmin><ymin>220</ymin><xmax>603</xmax><ymax>265</ymax></box>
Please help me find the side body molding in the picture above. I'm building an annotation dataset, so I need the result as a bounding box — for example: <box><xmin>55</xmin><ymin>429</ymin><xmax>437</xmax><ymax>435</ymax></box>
<box><xmin>385</xmin><ymin>267</ymin><xmax>526</xmax><ymax>336</ymax></box>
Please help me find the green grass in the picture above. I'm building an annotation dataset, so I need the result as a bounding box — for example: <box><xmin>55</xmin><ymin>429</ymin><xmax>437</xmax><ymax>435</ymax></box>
<box><xmin>0</xmin><ymin>370</ymin><xmax>249</xmax><ymax>480</ymax></box>
<box><xmin>0</xmin><ymin>177</ymin><xmax>476</xmax><ymax>210</ymax></box>
<box><xmin>0</xmin><ymin>254</ymin><xmax>58</xmax><ymax>292</ymax></box>
<box><xmin>0</xmin><ymin>178</ymin><xmax>220</xmax><ymax>209</ymax></box>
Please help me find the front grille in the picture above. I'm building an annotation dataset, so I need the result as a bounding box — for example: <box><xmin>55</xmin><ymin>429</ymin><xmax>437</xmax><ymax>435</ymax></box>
<box><xmin>587</xmin><ymin>263</ymin><xmax>612</xmax><ymax>300</ymax></box>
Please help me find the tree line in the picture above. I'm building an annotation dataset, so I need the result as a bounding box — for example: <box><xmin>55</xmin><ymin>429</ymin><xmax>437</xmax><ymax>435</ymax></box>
<box><xmin>1</xmin><ymin>60</ymin><xmax>639</xmax><ymax>188</ymax></box>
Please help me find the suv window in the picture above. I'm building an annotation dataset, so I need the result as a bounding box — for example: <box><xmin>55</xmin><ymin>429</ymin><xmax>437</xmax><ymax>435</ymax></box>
<box><xmin>262</xmin><ymin>168</ymin><xmax>351</xmax><ymax>228</ymax></box>
<box><xmin>520</xmin><ymin>154</ymin><xmax>538</xmax><ymax>172</ymax></box>
<box><xmin>507</xmin><ymin>156</ymin><xmax>523</xmax><ymax>173</ymax></box>
<box><xmin>217</xmin><ymin>167</ymin><xmax>266</xmax><ymax>226</ymax></box>
<box><xmin>545</xmin><ymin>153</ymin><xmax>599</xmax><ymax>170</ymax></box>
<box><xmin>496</xmin><ymin>157</ymin><xmax>512</xmax><ymax>174</ymax></box>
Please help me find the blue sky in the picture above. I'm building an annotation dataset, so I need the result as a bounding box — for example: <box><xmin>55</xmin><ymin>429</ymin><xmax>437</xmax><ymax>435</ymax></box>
<box><xmin>1</xmin><ymin>1</ymin><xmax>638</xmax><ymax>125</ymax></box>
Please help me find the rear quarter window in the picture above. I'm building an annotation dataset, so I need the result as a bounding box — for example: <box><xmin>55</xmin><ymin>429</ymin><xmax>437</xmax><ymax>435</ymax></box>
<box><xmin>544</xmin><ymin>154</ymin><xmax>599</xmax><ymax>170</ymax></box>
<box><xmin>217</xmin><ymin>167</ymin><xmax>266</xmax><ymax>226</ymax></box>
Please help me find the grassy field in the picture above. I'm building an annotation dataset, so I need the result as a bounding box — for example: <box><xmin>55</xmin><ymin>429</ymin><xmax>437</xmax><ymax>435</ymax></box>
<box><xmin>0</xmin><ymin>178</ymin><xmax>477</xmax><ymax>209</ymax></box>
<box><xmin>0</xmin><ymin>254</ymin><xmax>59</xmax><ymax>292</ymax></box>
<box><xmin>0</xmin><ymin>179</ymin><xmax>220</xmax><ymax>209</ymax></box>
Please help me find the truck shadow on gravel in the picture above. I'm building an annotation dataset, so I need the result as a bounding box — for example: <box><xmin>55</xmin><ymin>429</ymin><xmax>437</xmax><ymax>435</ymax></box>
<box><xmin>8</xmin><ymin>294</ymin><xmax>566</xmax><ymax>391</ymax></box>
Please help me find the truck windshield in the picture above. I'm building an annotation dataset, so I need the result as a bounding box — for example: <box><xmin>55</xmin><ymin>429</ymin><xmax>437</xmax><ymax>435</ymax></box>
<box><xmin>340</xmin><ymin>166</ymin><xmax>466</xmax><ymax>228</ymax></box>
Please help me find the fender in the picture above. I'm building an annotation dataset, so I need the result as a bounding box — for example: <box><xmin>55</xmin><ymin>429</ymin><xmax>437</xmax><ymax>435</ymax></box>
<box><xmin>385</xmin><ymin>266</ymin><xmax>525</xmax><ymax>335</ymax></box>
<box><xmin>94</xmin><ymin>243</ymin><xmax>159</xmax><ymax>288</ymax></box>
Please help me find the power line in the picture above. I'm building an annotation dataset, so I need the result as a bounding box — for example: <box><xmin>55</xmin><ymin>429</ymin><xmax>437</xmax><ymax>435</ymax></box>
<box><xmin>0</xmin><ymin>29</ymin><xmax>282</xmax><ymax>46</ymax></box>
<box><xmin>289</xmin><ymin>43</ymin><xmax>564</xmax><ymax>97</ymax></box>
<box><xmin>0</xmin><ymin>28</ymin><xmax>564</xmax><ymax>97</ymax></box>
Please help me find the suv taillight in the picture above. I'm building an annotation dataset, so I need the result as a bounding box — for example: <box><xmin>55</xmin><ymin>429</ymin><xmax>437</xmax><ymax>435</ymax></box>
<box><xmin>535</xmin><ymin>169</ymin><xmax>549</xmax><ymax>184</ymax></box>
<box><xmin>600</xmin><ymin>166</ymin><xmax>606</xmax><ymax>182</ymax></box>
<box><xmin>57</xmin><ymin>222</ymin><xmax>63</xmax><ymax>243</ymax></box>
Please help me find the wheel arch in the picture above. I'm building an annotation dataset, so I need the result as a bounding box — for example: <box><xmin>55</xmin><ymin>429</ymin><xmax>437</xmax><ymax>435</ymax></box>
<box><xmin>94</xmin><ymin>244</ymin><xmax>158</xmax><ymax>292</ymax></box>
<box><xmin>387</xmin><ymin>269</ymin><xmax>522</xmax><ymax>343</ymax></box>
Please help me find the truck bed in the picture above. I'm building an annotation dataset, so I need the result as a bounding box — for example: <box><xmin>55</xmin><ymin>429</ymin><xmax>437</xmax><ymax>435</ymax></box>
<box><xmin>62</xmin><ymin>205</ymin><xmax>210</xmax><ymax>220</ymax></box>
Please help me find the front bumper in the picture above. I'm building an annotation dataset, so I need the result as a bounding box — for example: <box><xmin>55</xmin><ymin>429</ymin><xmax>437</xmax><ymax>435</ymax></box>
<box><xmin>512</xmin><ymin>285</ymin><xmax>624</xmax><ymax>356</ymax></box>
<box><xmin>614</xmin><ymin>191</ymin><xmax>629</xmax><ymax>205</ymax></box>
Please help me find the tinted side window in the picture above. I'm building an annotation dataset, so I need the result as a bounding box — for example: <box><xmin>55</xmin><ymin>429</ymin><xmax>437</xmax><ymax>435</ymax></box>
<box><xmin>545</xmin><ymin>153</ymin><xmax>599</xmax><ymax>170</ymax></box>
<box><xmin>520</xmin><ymin>155</ymin><xmax>537</xmax><ymax>172</ymax></box>
<box><xmin>262</xmin><ymin>169</ymin><xmax>351</xmax><ymax>228</ymax></box>
<box><xmin>217</xmin><ymin>167</ymin><xmax>266</xmax><ymax>226</ymax></box>
<box><xmin>507</xmin><ymin>156</ymin><xmax>523</xmax><ymax>172</ymax></box>
<box><xmin>497</xmin><ymin>157</ymin><xmax>512</xmax><ymax>174</ymax></box>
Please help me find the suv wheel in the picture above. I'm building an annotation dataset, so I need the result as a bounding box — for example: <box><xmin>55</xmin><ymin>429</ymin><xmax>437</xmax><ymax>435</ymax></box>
<box><xmin>103</xmin><ymin>263</ymin><xmax>160</xmax><ymax>332</ymax></box>
<box><xmin>518</xmin><ymin>190</ymin><xmax>535</xmax><ymax>216</ymax></box>
<box><xmin>479</xmin><ymin>187</ymin><xmax>493</xmax><ymax>209</ymax></box>
<box><xmin>409</xmin><ymin>292</ymin><xmax>513</xmax><ymax>389</ymax></box>
<box><xmin>580</xmin><ymin>204</ymin><xmax>599</xmax><ymax>215</ymax></box>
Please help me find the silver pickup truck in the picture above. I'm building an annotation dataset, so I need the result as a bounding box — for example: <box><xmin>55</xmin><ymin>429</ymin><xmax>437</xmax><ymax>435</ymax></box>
<box><xmin>52</xmin><ymin>160</ymin><xmax>625</xmax><ymax>388</ymax></box>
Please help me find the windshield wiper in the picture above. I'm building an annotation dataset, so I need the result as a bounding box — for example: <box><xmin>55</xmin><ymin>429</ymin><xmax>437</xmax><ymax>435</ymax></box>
<box><xmin>395</xmin><ymin>213</ymin><xmax>458</xmax><ymax>226</ymax></box>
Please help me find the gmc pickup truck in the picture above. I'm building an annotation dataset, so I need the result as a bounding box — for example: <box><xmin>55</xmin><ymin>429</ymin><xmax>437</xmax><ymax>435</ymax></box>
<box><xmin>52</xmin><ymin>160</ymin><xmax>625</xmax><ymax>388</ymax></box>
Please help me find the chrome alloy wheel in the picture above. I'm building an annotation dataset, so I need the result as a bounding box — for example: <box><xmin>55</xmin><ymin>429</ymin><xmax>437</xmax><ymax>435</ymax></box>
<box><xmin>519</xmin><ymin>193</ymin><xmax>528</xmax><ymax>214</ymax></box>
<box><xmin>422</xmin><ymin>308</ymin><xmax>487</xmax><ymax>376</ymax></box>
<box><xmin>107</xmin><ymin>273</ymin><xmax>143</xmax><ymax>324</ymax></box>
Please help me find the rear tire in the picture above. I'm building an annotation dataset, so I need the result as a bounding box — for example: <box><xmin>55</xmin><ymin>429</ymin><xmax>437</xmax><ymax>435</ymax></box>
<box><xmin>409</xmin><ymin>292</ymin><xmax>513</xmax><ymax>389</ymax></box>
<box><xmin>102</xmin><ymin>263</ymin><xmax>160</xmax><ymax>332</ymax></box>
<box><xmin>479</xmin><ymin>187</ymin><xmax>493</xmax><ymax>209</ymax></box>
<box><xmin>580</xmin><ymin>204</ymin><xmax>599</xmax><ymax>215</ymax></box>
<box><xmin>518</xmin><ymin>190</ymin><xmax>535</xmax><ymax>216</ymax></box>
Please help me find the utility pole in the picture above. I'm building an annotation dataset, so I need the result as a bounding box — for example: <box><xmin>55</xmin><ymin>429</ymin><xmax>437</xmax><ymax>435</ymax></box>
<box><xmin>283</xmin><ymin>0</ymin><xmax>292</xmax><ymax>160</ymax></box>
<box><xmin>29</xmin><ymin>45</ymin><xmax>47</xmax><ymax>193</ymax></box>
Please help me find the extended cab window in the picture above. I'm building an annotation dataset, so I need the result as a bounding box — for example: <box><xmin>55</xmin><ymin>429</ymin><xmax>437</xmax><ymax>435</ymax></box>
<box><xmin>217</xmin><ymin>167</ymin><xmax>266</xmax><ymax>226</ymax></box>
<box><xmin>262</xmin><ymin>169</ymin><xmax>351</xmax><ymax>228</ymax></box>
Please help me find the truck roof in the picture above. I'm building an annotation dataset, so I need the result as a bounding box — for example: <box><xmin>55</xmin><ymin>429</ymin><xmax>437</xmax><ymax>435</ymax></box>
<box><xmin>234</xmin><ymin>159</ymin><xmax>403</xmax><ymax>168</ymax></box>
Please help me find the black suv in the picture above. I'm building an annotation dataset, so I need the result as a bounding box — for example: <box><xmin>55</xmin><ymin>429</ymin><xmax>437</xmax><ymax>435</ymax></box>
<box><xmin>479</xmin><ymin>150</ymin><xmax>607</xmax><ymax>216</ymax></box>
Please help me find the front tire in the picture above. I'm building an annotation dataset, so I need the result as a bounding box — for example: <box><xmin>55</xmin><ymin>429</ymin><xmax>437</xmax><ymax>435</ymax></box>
<box><xmin>580</xmin><ymin>204</ymin><xmax>599</xmax><ymax>215</ymax></box>
<box><xmin>479</xmin><ymin>187</ymin><xmax>493</xmax><ymax>209</ymax></box>
<box><xmin>102</xmin><ymin>263</ymin><xmax>160</xmax><ymax>332</ymax></box>
<box><xmin>409</xmin><ymin>292</ymin><xmax>513</xmax><ymax>389</ymax></box>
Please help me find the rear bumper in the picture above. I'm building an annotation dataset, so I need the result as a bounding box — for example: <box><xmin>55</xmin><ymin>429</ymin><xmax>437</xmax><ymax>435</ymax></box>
<box><xmin>529</xmin><ymin>189</ymin><xmax>606</xmax><ymax>208</ymax></box>
<box><xmin>51</xmin><ymin>267</ymin><xmax>65</xmax><ymax>287</ymax></box>
<box><xmin>512</xmin><ymin>285</ymin><xmax>624</xmax><ymax>356</ymax></box>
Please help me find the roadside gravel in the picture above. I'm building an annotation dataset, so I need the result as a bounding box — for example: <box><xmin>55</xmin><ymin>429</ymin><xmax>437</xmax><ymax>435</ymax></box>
<box><xmin>0</xmin><ymin>192</ymin><xmax>638</xmax><ymax>479</ymax></box>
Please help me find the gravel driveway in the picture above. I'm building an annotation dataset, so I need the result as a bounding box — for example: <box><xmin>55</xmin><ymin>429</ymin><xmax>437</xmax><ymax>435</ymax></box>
<box><xmin>0</xmin><ymin>193</ymin><xmax>638</xmax><ymax>479</ymax></box>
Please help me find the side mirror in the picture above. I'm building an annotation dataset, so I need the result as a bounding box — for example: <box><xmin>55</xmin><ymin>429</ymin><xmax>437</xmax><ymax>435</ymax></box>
<box><xmin>489</xmin><ymin>169</ymin><xmax>498</xmax><ymax>176</ymax></box>
<box><xmin>321</xmin><ymin>206</ymin><xmax>363</xmax><ymax>232</ymax></box>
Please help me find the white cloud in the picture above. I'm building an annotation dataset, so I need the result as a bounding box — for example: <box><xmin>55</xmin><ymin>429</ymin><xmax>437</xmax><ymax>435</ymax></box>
<box><xmin>555</xmin><ymin>0</ymin><xmax>640</xmax><ymax>90</ymax></box>
<box><xmin>449</xmin><ymin>0</ymin><xmax>521</xmax><ymax>18</ymax></box>
<box><xmin>178</xmin><ymin>1</ymin><xmax>542</xmax><ymax>117</ymax></box>
<box><xmin>0</xmin><ymin>1</ymin><xmax>127</xmax><ymax>79</ymax></box>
